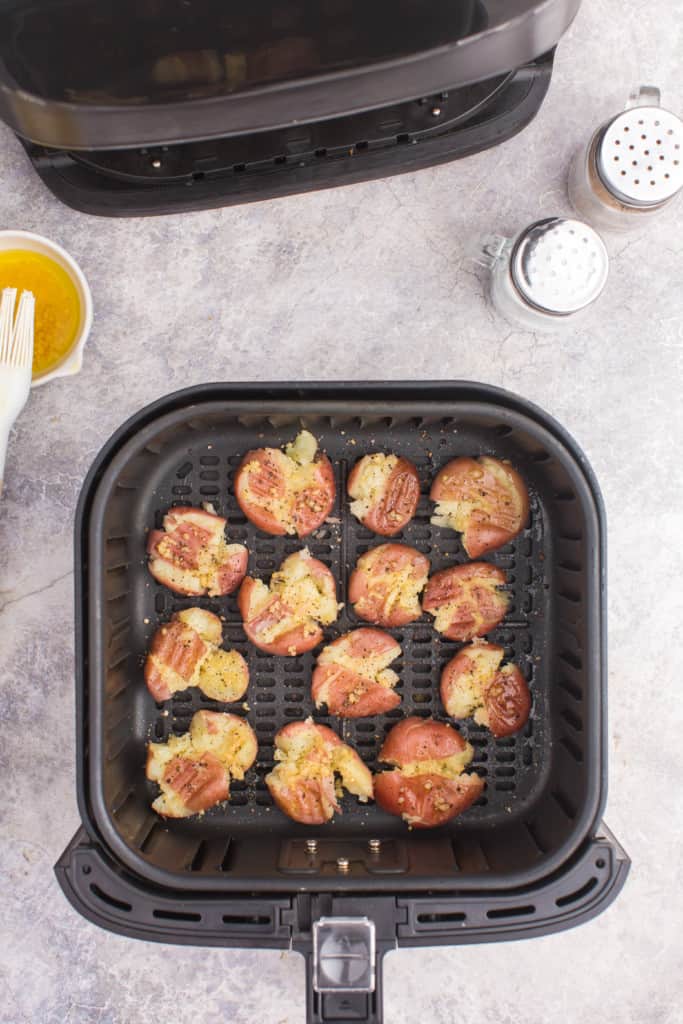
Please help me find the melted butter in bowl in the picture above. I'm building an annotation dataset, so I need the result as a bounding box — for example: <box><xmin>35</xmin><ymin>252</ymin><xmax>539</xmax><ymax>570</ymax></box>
<box><xmin>0</xmin><ymin>250</ymin><xmax>80</xmax><ymax>376</ymax></box>
<box><xmin>0</xmin><ymin>231</ymin><xmax>93</xmax><ymax>386</ymax></box>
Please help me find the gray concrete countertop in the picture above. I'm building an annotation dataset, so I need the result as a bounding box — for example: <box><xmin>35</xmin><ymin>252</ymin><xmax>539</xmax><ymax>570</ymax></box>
<box><xmin>1</xmin><ymin>1</ymin><xmax>681</xmax><ymax>1021</ymax></box>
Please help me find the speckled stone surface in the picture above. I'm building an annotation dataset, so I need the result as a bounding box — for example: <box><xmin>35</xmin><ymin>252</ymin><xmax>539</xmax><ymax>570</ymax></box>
<box><xmin>1</xmin><ymin>2</ymin><xmax>682</xmax><ymax>1022</ymax></box>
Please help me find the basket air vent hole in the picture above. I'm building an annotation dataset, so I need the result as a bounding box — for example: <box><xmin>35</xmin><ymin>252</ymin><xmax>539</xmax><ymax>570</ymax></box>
<box><xmin>90</xmin><ymin>884</ymin><xmax>132</xmax><ymax>913</ymax></box>
<box><xmin>560</xmin><ymin>736</ymin><xmax>584</xmax><ymax>763</ymax></box>
<box><xmin>416</xmin><ymin>911</ymin><xmax>466</xmax><ymax>924</ymax></box>
<box><xmin>486</xmin><ymin>904</ymin><xmax>535</xmax><ymax>920</ymax></box>
<box><xmin>175</xmin><ymin>462</ymin><xmax>192</xmax><ymax>479</ymax></box>
<box><xmin>559</xmin><ymin>559</ymin><xmax>581</xmax><ymax>572</ymax></box>
<box><xmin>560</xmin><ymin>707</ymin><xmax>583</xmax><ymax>732</ymax></box>
<box><xmin>559</xmin><ymin>678</ymin><xmax>582</xmax><ymax>701</ymax></box>
<box><xmin>559</xmin><ymin>650</ymin><xmax>582</xmax><ymax>671</ymax></box>
<box><xmin>153</xmin><ymin>908</ymin><xmax>202</xmax><ymax>922</ymax></box>
<box><xmin>552</xmin><ymin>789</ymin><xmax>578</xmax><ymax>819</ymax></box>
<box><xmin>223</xmin><ymin>913</ymin><xmax>271</xmax><ymax>925</ymax></box>
<box><xmin>200</xmin><ymin>455</ymin><xmax>220</xmax><ymax>466</ymax></box>
<box><xmin>555</xmin><ymin>877</ymin><xmax>598</xmax><ymax>908</ymax></box>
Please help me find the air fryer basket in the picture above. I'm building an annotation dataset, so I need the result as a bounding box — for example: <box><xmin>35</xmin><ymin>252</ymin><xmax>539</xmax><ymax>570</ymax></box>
<box><xmin>59</xmin><ymin>382</ymin><xmax>628</xmax><ymax>1024</ymax></box>
<box><xmin>74</xmin><ymin>382</ymin><xmax>610</xmax><ymax>893</ymax></box>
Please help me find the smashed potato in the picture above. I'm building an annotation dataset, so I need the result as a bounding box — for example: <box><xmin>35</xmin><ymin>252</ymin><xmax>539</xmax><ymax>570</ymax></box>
<box><xmin>312</xmin><ymin>627</ymin><xmax>402</xmax><ymax>718</ymax></box>
<box><xmin>235</xmin><ymin>430</ymin><xmax>335</xmax><ymax>537</ymax></box>
<box><xmin>238</xmin><ymin>548</ymin><xmax>339</xmax><ymax>655</ymax></box>
<box><xmin>348</xmin><ymin>453</ymin><xmax>420</xmax><ymax>535</ymax></box>
<box><xmin>430</xmin><ymin>456</ymin><xmax>529</xmax><ymax>558</ymax></box>
<box><xmin>266</xmin><ymin>719</ymin><xmax>373</xmax><ymax>824</ymax></box>
<box><xmin>146</xmin><ymin>710</ymin><xmax>257</xmax><ymax>818</ymax></box>
<box><xmin>441</xmin><ymin>640</ymin><xmax>531</xmax><ymax>737</ymax></box>
<box><xmin>423</xmin><ymin>562</ymin><xmax>509</xmax><ymax>641</ymax></box>
<box><xmin>374</xmin><ymin>717</ymin><xmax>483</xmax><ymax>828</ymax></box>
<box><xmin>147</xmin><ymin>505</ymin><xmax>247</xmax><ymax>597</ymax></box>
<box><xmin>349</xmin><ymin>543</ymin><xmax>429</xmax><ymax>627</ymax></box>
<box><xmin>144</xmin><ymin>607</ymin><xmax>249</xmax><ymax>704</ymax></box>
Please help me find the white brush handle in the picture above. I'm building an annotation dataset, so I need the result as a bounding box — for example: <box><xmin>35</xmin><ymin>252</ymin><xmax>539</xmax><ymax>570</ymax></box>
<box><xmin>0</xmin><ymin>424</ymin><xmax>10</xmax><ymax>496</ymax></box>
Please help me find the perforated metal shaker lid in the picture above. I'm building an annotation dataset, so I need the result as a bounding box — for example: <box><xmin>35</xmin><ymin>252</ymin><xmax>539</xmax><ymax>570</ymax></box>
<box><xmin>510</xmin><ymin>218</ymin><xmax>609</xmax><ymax>316</ymax></box>
<box><xmin>596</xmin><ymin>106</ymin><xmax>683</xmax><ymax>207</ymax></box>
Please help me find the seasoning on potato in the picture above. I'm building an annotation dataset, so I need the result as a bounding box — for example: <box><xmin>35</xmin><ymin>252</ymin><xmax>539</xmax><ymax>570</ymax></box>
<box><xmin>374</xmin><ymin>717</ymin><xmax>483</xmax><ymax>828</ymax></box>
<box><xmin>266</xmin><ymin>719</ymin><xmax>373</xmax><ymax>824</ymax></box>
<box><xmin>440</xmin><ymin>640</ymin><xmax>531</xmax><ymax>737</ymax></box>
<box><xmin>146</xmin><ymin>710</ymin><xmax>257</xmax><ymax>818</ymax></box>
<box><xmin>349</xmin><ymin>542</ymin><xmax>429</xmax><ymax>627</ymax></box>
<box><xmin>348</xmin><ymin>452</ymin><xmax>420</xmax><ymax>535</ymax></box>
<box><xmin>423</xmin><ymin>562</ymin><xmax>509</xmax><ymax>641</ymax></box>
<box><xmin>430</xmin><ymin>456</ymin><xmax>529</xmax><ymax>557</ymax></box>
<box><xmin>235</xmin><ymin>429</ymin><xmax>336</xmax><ymax>537</ymax></box>
<box><xmin>147</xmin><ymin>504</ymin><xmax>248</xmax><ymax>597</ymax></box>
<box><xmin>144</xmin><ymin>607</ymin><xmax>249</xmax><ymax>704</ymax></box>
<box><xmin>238</xmin><ymin>548</ymin><xmax>339</xmax><ymax>655</ymax></box>
<box><xmin>312</xmin><ymin>627</ymin><xmax>402</xmax><ymax>717</ymax></box>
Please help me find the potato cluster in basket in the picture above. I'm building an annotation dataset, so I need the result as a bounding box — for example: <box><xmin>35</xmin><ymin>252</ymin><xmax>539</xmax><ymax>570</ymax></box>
<box><xmin>143</xmin><ymin>430</ymin><xmax>530</xmax><ymax>829</ymax></box>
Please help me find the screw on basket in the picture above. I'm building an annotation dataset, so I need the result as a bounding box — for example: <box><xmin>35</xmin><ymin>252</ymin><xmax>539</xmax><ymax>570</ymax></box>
<box><xmin>0</xmin><ymin>288</ymin><xmax>35</xmax><ymax>495</ymax></box>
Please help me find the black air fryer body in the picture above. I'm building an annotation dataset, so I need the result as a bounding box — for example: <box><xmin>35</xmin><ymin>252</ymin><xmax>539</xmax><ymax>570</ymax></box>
<box><xmin>0</xmin><ymin>0</ymin><xmax>581</xmax><ymax>215</ymax></box>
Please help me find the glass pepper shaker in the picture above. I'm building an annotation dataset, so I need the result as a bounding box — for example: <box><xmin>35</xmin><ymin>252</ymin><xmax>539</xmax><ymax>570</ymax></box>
<box><xmin>568</xmin><ymin>86</ymin><xmax>683</xmax><ymax>232</ymax></box>
<box><xmin>479</xmin><ymin>217</ymin><xmax>609</xmax><ymax>332</ymax></box>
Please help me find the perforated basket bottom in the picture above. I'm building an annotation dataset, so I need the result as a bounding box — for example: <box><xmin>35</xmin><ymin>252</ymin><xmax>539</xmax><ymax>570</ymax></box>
<box><xmin>105</xmin><ymin>410</ymin><xmax>553</xmax><ymax>844</ymax></box>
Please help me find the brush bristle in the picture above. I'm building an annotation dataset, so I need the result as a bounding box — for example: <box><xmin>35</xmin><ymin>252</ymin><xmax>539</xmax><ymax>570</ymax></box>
<box><xmin>0</xmin><ymin>288</ymin><xmax>35</xmax><ymax>369</ymax></box>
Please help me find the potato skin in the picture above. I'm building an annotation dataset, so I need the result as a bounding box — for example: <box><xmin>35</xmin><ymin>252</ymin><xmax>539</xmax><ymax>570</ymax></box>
<box><xmin>379</xmin><ymin>716</ymin><xmax>468</xmax><ymax>765</ymax></box>
<box><xmin>155</xmin><ymin>753</ymin><xmax>230</xmax><ymax>815</ymax></box>
<box><xmin>239</xmin><ymin>578</ymin><xmax>323</xmax><ymax>655</ymax></box>
<box><xmin>144</xmin><ymin>608</ymin><xmax>249</xmax><ymax>704</ymax></box>
<box><xmin>348</xmin><ymin>454</ymin><xmax>420</xmax><ymax>535</ymax></box>
<box><xmin>423</xmin><ymin>562</ymin><xmax>509</xmax><ymax>641</ymax></box>
<box><xmin>145</xmin><ymin>615</ymin><xmax>209</xmax><ymax>701</ymax></box>
<box><xmin>374</xmin><ymin>717</ymin><xmax>483</xmax><ymax>828</ymax></box>
<box><xmin>312</xmin><ymin>627</ymin><xmax>401</xmax><ymax>718</ymax></box>
<box><xmin>348</xmin><ymin>543</ymin><xmax>429</xmax><ymax>627</ymax></box>
<box><xmin>146</xmin><ymin>711</ymin><xmax>257</xmax><ymax>818</ymax></box>
<box><xmin>238</xmin><ymin>552</ymin><xmax>336</xmax><ymax>656</ymax></box>
<box><xmin>147</xmin><ymin>505</ymin><xmax>247</xmax><ymax>597</ymax></box>
<box><xmin>430</xmin><ymin>456</ymin><xmax>529</xmax><ymax>558</ymax></box>
<box><xmin>440</xmin><ymin>642</ymin><xmax>531</xmax><ymax>737</ymax></box>
<box><xmin>234</xmin><ymin>445</ymin><xmax>335</xmax><ymax>537</ymax></box>
<box><xmin>266</xmin><ymin>720</ymin><xmax>373</xmax><ymax>825</ymax></box>
<box><xmin>374</xmin><ymin>768</ymin><xmax>483</xmax><ymax>829</ymax></box>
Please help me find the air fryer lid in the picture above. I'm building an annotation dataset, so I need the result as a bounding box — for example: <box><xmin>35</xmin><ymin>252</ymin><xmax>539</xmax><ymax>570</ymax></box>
<box><xmin>0</xmin><ymin>0</ymin><xmax>581</xmax><ymax>149</ymax></box>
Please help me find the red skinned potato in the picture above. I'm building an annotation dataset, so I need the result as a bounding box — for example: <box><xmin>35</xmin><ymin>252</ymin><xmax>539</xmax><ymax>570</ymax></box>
<box><xmin>146</xmin><ymin>710</ymin><xmax>257</xmax><ymax>818</ymax></box>
<box><xmin>374</xmin><ymin>717</ymin><xmax>483</xmax><ymax>828</ymax></box>
<box><xmin>266</xmin><ymin>719</ymin><xmax>373</xmax><ymax>824</ymax></box>
<box><xmin>234</xmin><ymin>430</ymin><xmax>335</xmax><ymax>537</ymax></box>
<box><xmin>144</xmin><ymin>607</ymin><xmax>249</xmax><ymax>704</ymax></box>
<box><xmin>423</xmin><ymin>562</ymin><xmax>509</xmax><ymax>641</ymax></box>
<box><xmin>312</xmin><ymin>628</ymin><xmax>402</xmax><ymax>718</ymax></box>
<box><xmin>430</xmin><ymin>456</ymin><xmax>529</xmax><ymax>558</ymax></box>
<box><xmin>238</xmin><ymin>548</ymin><xmax>339</xmax><ymax>656</ymax></box>
<box><xmin>441</xmin><ymin>640</ymin><xmax>530</xmax><ymax>737</ymax></box>
<box><xmin>147</xmin><ymin>505</ymin><xmax>247</xmax><ymax>597</ymax></box>
<box><xmin>349</xmin><ymin>543</ymin><xmax>429</xmax><ymax>627</ymax></box>
<box><xmin>348</xmin><ymin>453</ymin><xmax>420</xmax><ymax>535</ymax></box>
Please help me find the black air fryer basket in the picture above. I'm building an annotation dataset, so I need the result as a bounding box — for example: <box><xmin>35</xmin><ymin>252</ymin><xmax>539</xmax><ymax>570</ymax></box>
<box><xmin>57</xmin><ymin>382</ymin><xmax>629</xmax><ymax>1023</ymax></box>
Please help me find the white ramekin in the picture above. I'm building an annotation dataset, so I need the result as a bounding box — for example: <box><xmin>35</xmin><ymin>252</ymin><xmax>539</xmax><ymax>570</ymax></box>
<box><xmin>0</xmin><ymin>229</ymin><xmax>93</xmax><ymax>387</ymax></box>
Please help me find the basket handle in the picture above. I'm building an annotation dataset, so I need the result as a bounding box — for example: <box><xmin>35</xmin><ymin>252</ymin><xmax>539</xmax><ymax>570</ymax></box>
<box><xmin>302</xmin><ymin>916</ymin><xmax>385</xmax><ymax>1024</ymax></box>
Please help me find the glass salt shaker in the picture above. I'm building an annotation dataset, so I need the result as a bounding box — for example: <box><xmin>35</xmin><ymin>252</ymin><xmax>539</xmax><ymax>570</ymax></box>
<box><xmin>479</xmin><ymin>217</ymin><xmax>609</xmax><ymax>332</ymax></box>
<box><xmin>568</xmin><ymin>86</ymin><xmax>683</xmax><ymax>232</ymax></box>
